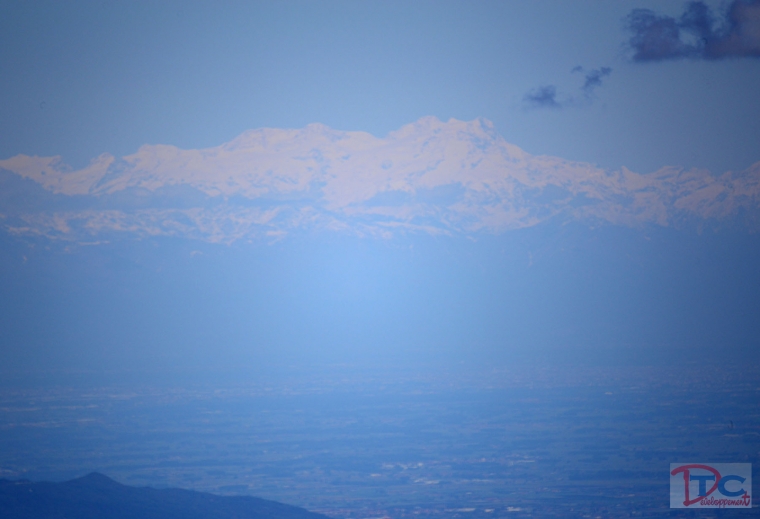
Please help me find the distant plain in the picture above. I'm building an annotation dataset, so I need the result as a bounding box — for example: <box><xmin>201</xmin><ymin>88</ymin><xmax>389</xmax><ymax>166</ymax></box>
<box><xmin>2</xmin><ymin>363</ymin><xmax>758</xmax><ymax>518</ymax></box>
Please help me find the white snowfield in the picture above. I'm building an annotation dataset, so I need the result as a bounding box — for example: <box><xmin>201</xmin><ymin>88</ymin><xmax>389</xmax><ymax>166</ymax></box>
<box><xmin>1</xmin><ymin>116</ymin><xmax>759</xmax><ymax>243</ymax></box>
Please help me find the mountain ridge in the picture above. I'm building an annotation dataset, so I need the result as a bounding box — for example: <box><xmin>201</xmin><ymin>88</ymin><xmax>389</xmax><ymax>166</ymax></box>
<box><xmin>1</xmin><ymin>117</ymin><xmax>759</xmax><ymax>243</ymax></box>
<box><xmin>0</xmin><ymin>472</ymin><xmax>331</xmax><ymax>519</ymax></box>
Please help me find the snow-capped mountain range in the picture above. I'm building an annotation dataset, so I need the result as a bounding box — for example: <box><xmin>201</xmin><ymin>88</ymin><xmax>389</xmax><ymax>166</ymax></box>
<box><xmin>1</xmin><ymin>116</ymin><xmax>758</xmax><ymax>243</ymax></box>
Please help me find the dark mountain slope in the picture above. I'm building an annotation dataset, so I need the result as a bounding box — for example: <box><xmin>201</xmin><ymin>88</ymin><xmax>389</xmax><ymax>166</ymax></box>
<box><xmin>0</xmin><ymin>472</ymin><xmax>331</xmax><ymax>519</ymax></box>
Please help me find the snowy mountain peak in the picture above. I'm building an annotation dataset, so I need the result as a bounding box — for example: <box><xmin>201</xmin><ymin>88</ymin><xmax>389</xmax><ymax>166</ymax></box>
<box><xmin>0</xmin><ymin>117</ymin><xmax>758</xmax><ymax>243</ymax></box>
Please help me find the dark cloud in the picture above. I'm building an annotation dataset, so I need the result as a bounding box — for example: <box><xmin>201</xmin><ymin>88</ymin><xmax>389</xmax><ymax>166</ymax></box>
<box><xmin>523</xmin><ymin>67</ymin><xmax>612</xmax><ymax>109</ymax></box>
<box><xmin>575</xmin><ymin>66</ymin><xmax>613</xmax><ymax>96</ymax></box>
<box><xmin>626</xmin><ymin>0</ymin><xmax>760</xmax><ymax>61</ymax></box>
<box><xmin>523</xmin><ymin>85</ymin><xmax>561</xmax><ymax>108</ymax></box>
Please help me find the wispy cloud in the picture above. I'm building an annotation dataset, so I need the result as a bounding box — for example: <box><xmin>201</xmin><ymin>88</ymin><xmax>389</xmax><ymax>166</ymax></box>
<box><xmin>523</xmin><ymin>67</ymin><xmax>612</xmax><ymax>109</ymax></box>
<box><xmin>574</xmin><ymin>66</ymin><xmax>613</xmax><ymax>97</ymax></box>
<box><xmin>625</xmin><ymin>0</ymin><xmax>760</xmax><ymax>61</ymax></box>
<box><xmin>523</xmin><ymin>85</ymin><xmax>561</xmax><ymax>109</ymax></box>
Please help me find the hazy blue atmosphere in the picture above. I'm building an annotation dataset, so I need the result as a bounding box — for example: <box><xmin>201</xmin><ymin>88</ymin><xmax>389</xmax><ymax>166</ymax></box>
<box><xmin>1</xmin><ymin>1</ymin><xmax>759</xmax><ymax>517</ymax></box>
<box><xmin>2</xmin><ymin>0</ymin><xmax>760</xmax><ymax>174</ymax></box>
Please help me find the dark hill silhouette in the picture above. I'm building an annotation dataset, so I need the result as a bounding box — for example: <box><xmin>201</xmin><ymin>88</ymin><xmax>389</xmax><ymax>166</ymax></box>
<box><xmin>0</xmin><ymin>472</ymin><xmax>331</xmax><ymax>519</ymax></box>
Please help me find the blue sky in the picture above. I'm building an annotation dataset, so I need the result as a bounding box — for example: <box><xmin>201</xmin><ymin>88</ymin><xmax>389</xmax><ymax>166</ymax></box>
<box><xmin>2</xmin><ymin>0</ymin><xmax>758</xmax><ymax>174</ymax></box>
